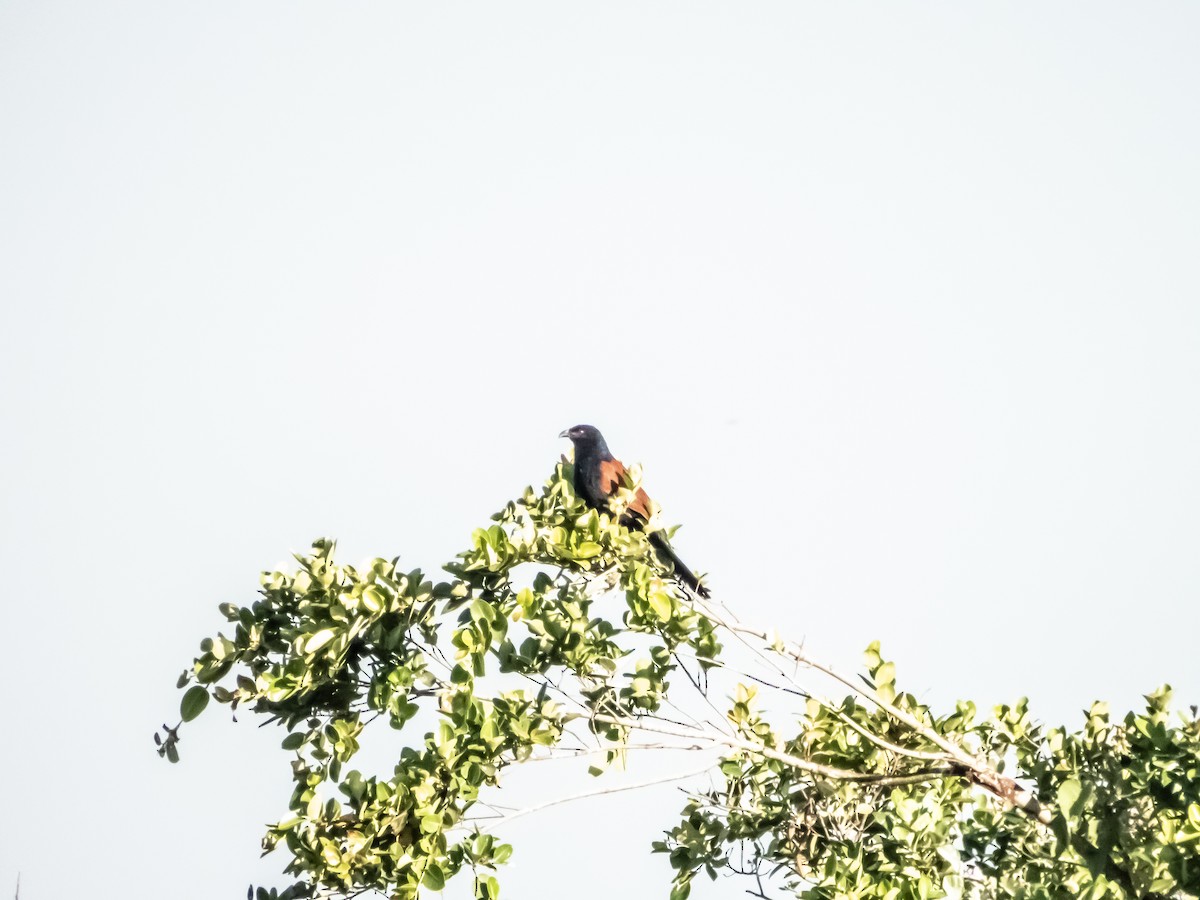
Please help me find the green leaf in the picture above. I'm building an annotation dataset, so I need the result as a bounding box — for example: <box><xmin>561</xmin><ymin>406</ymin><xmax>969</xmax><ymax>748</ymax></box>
<box><xmin>1049</xmin><ymin>813</ymin><xmax>1069</xmax><ymax>853</ymax></box>
<box><xmin>361</xmin><ymin>586</ymin><xmax>384</xmax><ymax>612</ymax></box>
<box><xmin>180</xmin><ymin>686</ymin><xmax>210</xmax><ymax>722</ymax></box>
<box><xmin>1057</xmin><ymin>777</ymin><xmax>1084</xmax><ymax>820</ymax></box>
<box><xmin>304</xmin><ymin>628</ymin><xmax>337</xmax><ymax>653</ymax></box>
<box><xmin>422</xmin><ymin>862</ymin><xmax>446</xmax><ymax>891</ymax></box>
<box><xmin>474</xmin><ymin>874</ymin><xmax>499</xmax><ymax>900</ymax></box>
<box><xmin>875</xmin><ymin>661</ymin><xmax>896</xmax><ymax>687</ymax></box>
<box><xmin>648</xmin><ymin>591</ymin><xmax>673</xmax><ymax>620</ymax></box>
<box><xmin>863</xmin><ymin>640</ymin><xmax>882</xmax><ymax>668</ymax></box>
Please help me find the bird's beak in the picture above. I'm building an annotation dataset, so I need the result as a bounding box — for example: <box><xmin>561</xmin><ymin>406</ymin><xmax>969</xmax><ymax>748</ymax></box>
<box><xmin>558</xmin><ymin>429</ymin><xmax>570</xmax><ymax>439</ymax></box>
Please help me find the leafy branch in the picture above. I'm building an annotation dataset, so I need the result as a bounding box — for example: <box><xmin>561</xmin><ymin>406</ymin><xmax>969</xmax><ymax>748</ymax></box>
<box><xmin>160</xmin><ymin>462</ymin><xmax>1200</xmax><ymax>900</ymax></box>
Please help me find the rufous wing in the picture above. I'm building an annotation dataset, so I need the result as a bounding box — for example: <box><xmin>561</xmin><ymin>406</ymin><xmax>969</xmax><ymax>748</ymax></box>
<box><xmin>597</xmin><ymin>458</ymin><xmax>653</xmax><ymax>521</ymax></box>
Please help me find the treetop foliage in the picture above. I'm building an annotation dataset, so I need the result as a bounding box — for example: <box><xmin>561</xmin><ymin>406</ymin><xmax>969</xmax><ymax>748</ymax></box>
<box><xmin>161</xmin><ymin>462</ymin><xmax>1200</xmax><ymax>900</ymax></box>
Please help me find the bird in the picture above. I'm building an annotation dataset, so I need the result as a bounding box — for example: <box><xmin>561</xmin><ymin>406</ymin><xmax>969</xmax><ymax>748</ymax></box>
<box><xmin>558</xmin><ymin>424</ymin><xmax>710</xmax><ymax>598</ymax></box>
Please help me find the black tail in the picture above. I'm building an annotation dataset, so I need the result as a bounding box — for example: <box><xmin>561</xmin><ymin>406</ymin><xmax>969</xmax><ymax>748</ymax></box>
<box><xmin>647</xmin><ymin>531</ymin><xmax>711</xmax><ymax>598</ymax></box>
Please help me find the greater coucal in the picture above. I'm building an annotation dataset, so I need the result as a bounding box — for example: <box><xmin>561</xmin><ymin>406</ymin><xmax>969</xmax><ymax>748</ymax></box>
<box><xmin>558</xmin><ymin>424</ymin><xmax>710</xmax><ymax>598</ymax></box>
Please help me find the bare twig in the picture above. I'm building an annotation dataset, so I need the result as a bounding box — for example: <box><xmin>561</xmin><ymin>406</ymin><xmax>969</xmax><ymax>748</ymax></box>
<box><xmin>684</xmin><ymin>591</ymin><xmax>1051</xmax><ymax>824</ymax></box>
<box><xmin>690</xmin><ymin>653</ymin><xmax>953</xmax><ymax>765</ymax></box>
<box><xmin>829</xmin><ymin>706</ymin><xmax>952</xmax><ymax>763</ymax></box>
<box><xmin>475</xmin><ymin>764</ymin><xmax>717</xmax><ymax>832</ymax></box>
<box><xmin>516</xmin><ymin>742</ymin><xmax>710</xmax><ymax>763</ymax></box>
<box><xmin>586</xmin><ymin>712</ymin><xmax>956</xmax><ymax>788</ymax></box>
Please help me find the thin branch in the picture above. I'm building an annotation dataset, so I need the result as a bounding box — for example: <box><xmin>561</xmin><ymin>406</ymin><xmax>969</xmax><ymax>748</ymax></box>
<box><xmin>516</xmin><ymin>742</ymin><xmax>710</xmax><ymax>763</ymax></box>
<box><xmin>696</xmin><ymin>655</ymin><xmax>952</xmax><ymax>764</ymax></box>
<box><xmin>587</xmin><ymin>712</ymin><xmax>956</xmax><ymax>787</ymax></box>
<box><xmin>685</xmin><ymin>591</ymin><xmax>1052</xmax><ymax>824</ymax></box>
<box><xmin>474</xmin><ymin>764</ymin><xmax>717</xmax><ymax>832</ymax></box>
<box><xmin>829</xmin><ymin>706</ymin><xmax>952</xmax><ymax>763</ymax></box>
<box><xmin>670</xmin><ymin>649</ymin><xmax>734</xmax><ymax>733</ymax></box>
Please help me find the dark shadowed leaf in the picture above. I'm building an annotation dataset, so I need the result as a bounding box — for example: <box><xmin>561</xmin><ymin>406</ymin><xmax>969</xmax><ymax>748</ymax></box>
<box><xmin>180</xmin><ymin>686</ymin><xmax>210</xmax><ymax>722</ymax></box>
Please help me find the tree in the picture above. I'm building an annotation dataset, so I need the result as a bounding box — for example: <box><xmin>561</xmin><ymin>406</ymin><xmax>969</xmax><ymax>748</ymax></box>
<box><xmin>160</xmin><ymin>462</ymin><xmax>1200</xmax><ymax>900</ymax></box>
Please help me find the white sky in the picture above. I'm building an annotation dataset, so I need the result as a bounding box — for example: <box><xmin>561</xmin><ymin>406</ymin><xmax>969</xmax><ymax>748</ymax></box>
<box><xmin>1</xmin><ymin>3</ymin><xmax>1198</xmax><ymax>899</ymax></box>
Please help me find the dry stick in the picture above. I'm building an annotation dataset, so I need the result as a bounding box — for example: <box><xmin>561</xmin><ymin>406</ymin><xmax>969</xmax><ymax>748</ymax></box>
<box><xmin>685</xmin><ymin>599</ymin><xmax>962</xmax><ymax>772</ymax></box>
<box><xmin>517</xmin><ymin>742</ymin><xmax>710</xmax><ymax>764</ymax></box>
<box><xmin>477</xmin><ymin>763</ymin><xmax>719</xmax><ymax>832</ymax></box>
<box><xmin>590</xmin><ymin>573</ymin><xmax>968</xmax><ymax>787</ymax></box>
<box><xmin>670</xmin><ymin>648</ymin><xmax>740</xmax><ymax>735</ymax></box>
<box><xmin>828</xmin><ymin>704</ymin><xmax>954</xmax><ymax>764</ymax></box>
<box><xmin>574</xmin><ymin>564</ymin><xmax>1042</xmax><ymax>816</ymax></box>
<box><xmin>691</xmin><ymin>595</ymin><xmax>1051</xmax><ymax>824</ymax></box>
<box><xmin>688</xmin><ymin>650</ymin><xmax>954</xmax><ymax>766</ymax></box>
<box><xmin>587</xmin><ymin>712</ymin><xmax>956</xmax><ymax>788</ymax></box>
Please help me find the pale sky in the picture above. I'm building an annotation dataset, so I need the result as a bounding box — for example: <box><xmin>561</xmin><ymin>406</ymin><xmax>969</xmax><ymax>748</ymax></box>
<box><xmin>1</xmin><ymin>3</ymin><xmax>1198</xmax><ymax>899</ymax></box>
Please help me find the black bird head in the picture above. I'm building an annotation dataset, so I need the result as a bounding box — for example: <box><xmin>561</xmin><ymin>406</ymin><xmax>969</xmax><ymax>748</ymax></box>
<box><xmin>558</xmin><ymin>424</ymin><xmax>611</xmax><ymax>457</ymax></box>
